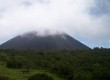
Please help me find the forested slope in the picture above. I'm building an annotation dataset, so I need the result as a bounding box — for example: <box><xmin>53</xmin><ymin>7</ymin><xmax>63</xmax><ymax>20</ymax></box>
<box><xmin>0</xmin><ymin>48</ymin><xmax>110</xmax><ymax>80</ymax></box>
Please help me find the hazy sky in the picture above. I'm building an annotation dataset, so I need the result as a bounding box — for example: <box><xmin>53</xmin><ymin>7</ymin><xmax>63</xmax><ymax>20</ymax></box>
<box><xmin>0</xmin><ymin>0</ymin><xmax>110</xmax><ymax>48</ymax></box>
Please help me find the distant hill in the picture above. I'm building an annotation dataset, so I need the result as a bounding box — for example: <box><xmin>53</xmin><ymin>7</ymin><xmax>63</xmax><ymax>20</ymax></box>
<box><xmin>0</xmin><ymin>31</ymin><xmax>90</xmax><ymax>50</ymax></box>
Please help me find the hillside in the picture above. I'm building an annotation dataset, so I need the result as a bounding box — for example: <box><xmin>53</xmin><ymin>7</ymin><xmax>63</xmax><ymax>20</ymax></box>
<box><xmin>0</xmin><ymin>49</ymin><xmax>110</xmax><ymax>80</ymax></box>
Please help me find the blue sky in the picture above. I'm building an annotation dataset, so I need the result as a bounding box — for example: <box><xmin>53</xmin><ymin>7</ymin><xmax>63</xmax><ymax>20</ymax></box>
<box><xmin>0</xmin><ymin>0</ymin><xmax>110</xmax><ymax>48</ymax></box>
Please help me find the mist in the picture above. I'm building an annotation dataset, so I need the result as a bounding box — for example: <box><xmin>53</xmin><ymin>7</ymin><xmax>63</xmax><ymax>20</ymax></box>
<box><xmin>0</xmin><ymin>0</ymin><xmax>110</xmax><ymax>48</ymax></box>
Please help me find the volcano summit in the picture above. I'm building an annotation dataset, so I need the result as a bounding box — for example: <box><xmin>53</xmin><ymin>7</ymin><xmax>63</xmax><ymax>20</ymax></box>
<box><xmin>0</xmin><ymin>31</ymin><xmax>90</xmax><ymax>50</ymax></box>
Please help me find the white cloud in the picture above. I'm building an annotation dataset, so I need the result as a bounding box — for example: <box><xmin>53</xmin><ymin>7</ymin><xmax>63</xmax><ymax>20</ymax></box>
<box><xmin>0</xmin><ymin>0</ymin><xmax>110</xmax><ymax>48</ymax></box>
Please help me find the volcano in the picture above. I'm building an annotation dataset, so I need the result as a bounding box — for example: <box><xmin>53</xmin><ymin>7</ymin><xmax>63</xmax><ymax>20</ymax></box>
<box><xmin>0</xmin><ymin>31</ymin><xmax>90</xmax><ymax>50</ymax></box>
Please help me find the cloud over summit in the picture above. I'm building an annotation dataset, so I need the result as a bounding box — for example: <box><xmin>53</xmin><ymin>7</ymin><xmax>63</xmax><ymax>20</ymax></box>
<box><xmin>0</xmin><ymin>0</ymin><xmax>110</xmax><ymax>48</ymax></box>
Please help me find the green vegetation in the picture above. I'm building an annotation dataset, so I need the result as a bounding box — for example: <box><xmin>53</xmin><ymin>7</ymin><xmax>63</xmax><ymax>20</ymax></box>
<box><xmin>28</xmin><ymin>73</ymin><xmax>53</xmax><ymax>80</ymax></box>
<box><xmin>0</xmin><ymin>48</ymin><xmax>110</xmax><ymax>80</ymax></box>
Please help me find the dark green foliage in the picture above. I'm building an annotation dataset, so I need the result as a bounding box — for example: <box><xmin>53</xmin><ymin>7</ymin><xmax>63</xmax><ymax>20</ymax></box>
<box><xmin>6</xmin><ymin>55</ymin><xmax>27</xmax><ymax>68</ymax></box>
<box><xmin>0</xmin><ymin>76</ymin><xmax>9</xmax><ymax>80</ymax></box>
<box><xmin>28</xmin><ymin>73</ymin><xmax>54</xmax><ymax>80</ymax></box>
<box><xmin>74</xmin><ymin>72</ymin><xmax>92</xmax><ymax>80</ymax></box>
<box><xmin>92</xmin><ymin>63</ymin><xmax>110</xmax><ymax>80</ymax></box>
<box><xmin>51</xmin><ymin>64</ymin><xmax>74</xmax><ymax>80</ymax></box>
<box><xmin>0</xmin><ymin>48</ymin><xmax>110</xmax><ymax>80</ymax></box>
<box><xmin>0</xmin><ymin>53</ymin><xmax>7</xmax><ymax>61</ymax></box>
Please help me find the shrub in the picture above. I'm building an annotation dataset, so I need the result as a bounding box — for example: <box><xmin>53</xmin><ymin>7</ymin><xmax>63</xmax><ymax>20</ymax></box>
<box><xmin>92</xmin><ymin>63</ymin><xmax>110</xmax><ymax>80</ymax></box>
<box><xmin>28</xmin><ymin>73</ymin><xmax>53</xmax><ymax>80</ymax></box>
<box><xmin>6</xmin><ymin>55</ymin><xmax>27</xmax><ymax>68</ymax></box>
<box><xmin>0</xmin><ymin>76</ymin><xmax>9</xmax><ymax>80</ymax></box>
<box><xmin>51</xmin><ymin>64</ymin><xmax>74</xmax><ymax>80</ymax></box>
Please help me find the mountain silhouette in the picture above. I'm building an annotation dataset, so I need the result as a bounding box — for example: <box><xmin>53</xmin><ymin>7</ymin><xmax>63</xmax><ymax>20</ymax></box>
<box><xmin>0</xmin><ymin>31</ymin><xmax>90</xmax><ymax>50</ymax></box>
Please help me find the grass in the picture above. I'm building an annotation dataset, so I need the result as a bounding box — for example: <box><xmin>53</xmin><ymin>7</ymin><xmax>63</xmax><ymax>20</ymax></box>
<box><xmin>0</xmin><ymin>61</ymin><xmax>65</xmax><ymax>80</ymax></box>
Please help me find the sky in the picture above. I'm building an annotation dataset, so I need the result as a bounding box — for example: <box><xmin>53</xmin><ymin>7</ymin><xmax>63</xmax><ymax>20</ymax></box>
<box><xmin>0</xmin><ymin>0</ymin><xmax>110</xmax><ymax>48</ymax></box>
